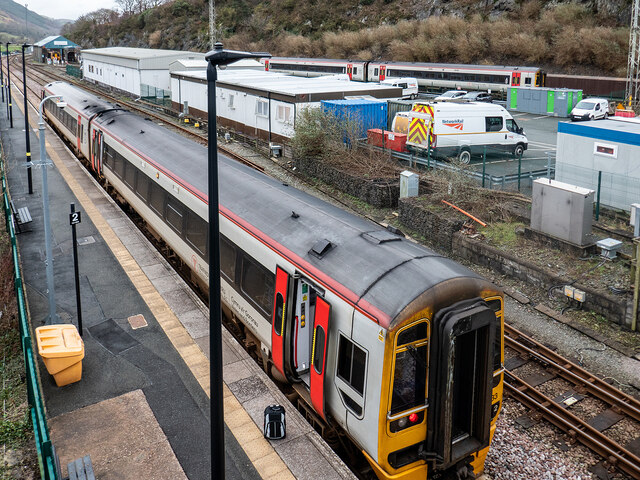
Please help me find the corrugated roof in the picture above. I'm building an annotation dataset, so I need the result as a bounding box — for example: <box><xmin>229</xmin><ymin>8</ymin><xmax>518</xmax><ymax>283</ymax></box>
<box><xmin>81</xmin><ymin>47</ymin><xmax>202</xmax><ymax>61</ymax></box>
<box><xmin>34</xmin><ymin>35</ymin><xmax>78</xmax><ymax>48</ymax></box>
<box><xmin>174</xmin><ymin>69</ymin><xmax>400</xmax><ymax>96</ymax></box>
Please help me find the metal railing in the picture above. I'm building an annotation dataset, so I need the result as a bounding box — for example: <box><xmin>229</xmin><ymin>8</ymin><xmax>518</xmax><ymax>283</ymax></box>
<box><xmin>1</xmin><ymin>154</ymin><xmax>59</xmax><ymax>480</ymax></box>
<box><xmin>362</xmin><ymin>140</ymin><xmax>556</xmax><ymax>194</ymax></box>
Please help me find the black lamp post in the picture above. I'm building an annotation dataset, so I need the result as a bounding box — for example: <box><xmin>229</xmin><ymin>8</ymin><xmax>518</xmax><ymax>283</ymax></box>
<box><xmin>205</xmin><ymin>42</ymin><xmax>270</xmax><ymax>479</ymax></box>
<box><xmin>6</xmin><ymin>43</ymin><xmax>13</xmax><ymax>128</ymax></box>
<box><xmin>22</xmin><ymin>44</ymin><xmax>32</xmax><ymax>194</ymax></box>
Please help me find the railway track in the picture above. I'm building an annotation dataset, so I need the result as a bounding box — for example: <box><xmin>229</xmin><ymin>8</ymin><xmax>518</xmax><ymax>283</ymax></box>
<box><xmin>504</xmin><ymin>323</ymin><xmax>640</xmax><ymax>479</ymax></box>
<box><xmin>6</xmin><ymin>57</ymin><xmax>640</xmax><ymax>479</ymax></box>
<box><xmin>7</xmin><ymin>59</ymin><xmax>264</xmax><ymax>173</ymax></box>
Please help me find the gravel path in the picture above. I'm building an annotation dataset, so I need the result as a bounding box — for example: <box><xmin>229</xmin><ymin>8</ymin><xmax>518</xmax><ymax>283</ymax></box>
<box><xmin>221</xmin><ymin>140</ymin><xmax>640</xmax><ymax>480</ymax></box>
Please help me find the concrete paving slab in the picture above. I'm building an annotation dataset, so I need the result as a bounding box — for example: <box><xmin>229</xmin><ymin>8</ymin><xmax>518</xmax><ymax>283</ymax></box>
<box><xmin>177</xmin><ymin>308</ymin><xmax>209</xmax><ymax>338</ymax></box>
<box><xmin>49</xmin><ymin>389</ymin><xmax>187</xmax><ymax>480</ymax></box>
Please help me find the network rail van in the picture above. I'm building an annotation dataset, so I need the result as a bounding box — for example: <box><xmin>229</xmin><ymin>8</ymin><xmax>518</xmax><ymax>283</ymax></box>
<box><xmin>393</xmin><ymin>102</ymin><xmax>528</xmax><ymax>163</ymax></box>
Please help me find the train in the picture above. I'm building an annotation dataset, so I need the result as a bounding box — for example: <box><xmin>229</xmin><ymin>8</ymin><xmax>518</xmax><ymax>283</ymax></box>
<box><xmin>43</xmin><ymin>80</ymin><xmax>505</xmax><ymax>480</ymax></box>
<box><xmin>264</xmin><ymin>57</ymin><xmax>545</xmax><ymax>93</ymax></box>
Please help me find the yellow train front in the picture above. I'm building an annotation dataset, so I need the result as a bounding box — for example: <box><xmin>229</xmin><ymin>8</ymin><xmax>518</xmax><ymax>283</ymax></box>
<box><xmin>365</xmin><ymin>287</ymin><xmax>503</xmax><ymax>479</ymax></box>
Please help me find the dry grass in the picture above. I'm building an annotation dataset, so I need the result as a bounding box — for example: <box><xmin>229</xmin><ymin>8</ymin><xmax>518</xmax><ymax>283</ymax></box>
<box><xmin>224</xmin><ymin>3</ymin><xmax>629</xmax><ymax>75</ymax></box>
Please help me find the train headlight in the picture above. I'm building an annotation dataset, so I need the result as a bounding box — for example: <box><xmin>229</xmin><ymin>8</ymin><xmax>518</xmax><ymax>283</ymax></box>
<box><xmin>409</xmin><ymin>413</ymin><xmax>419</xmax><ymax>423</ymax></box>
<box><xmin>397</xmin><ymin>417</ymin><xmax>408</xmax><ymax>429</ymax></box>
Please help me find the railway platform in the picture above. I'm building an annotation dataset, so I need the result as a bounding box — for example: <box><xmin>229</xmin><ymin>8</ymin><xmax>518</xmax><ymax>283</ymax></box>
<box><xmin>1</xmin><ymin>85</ymin><xmax>355</xmax><ymax>479</ymax></box>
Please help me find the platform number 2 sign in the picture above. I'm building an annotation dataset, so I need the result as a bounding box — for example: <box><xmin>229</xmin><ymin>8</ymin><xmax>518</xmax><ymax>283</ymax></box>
<box><xmin>69</xmin><ymin>211</ymin><xmax>81</xmax><ymax>225</ymax></box>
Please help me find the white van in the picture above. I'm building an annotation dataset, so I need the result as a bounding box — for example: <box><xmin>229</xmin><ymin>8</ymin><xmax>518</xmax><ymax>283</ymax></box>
<box><xmin>570</xmin><ymin>98</ymin><xmax>610</xmax><ymax>121</ymax></box>
<box><xmin>380</xmin><ymin>77</ymin><xmax>419</xmax><ymax>97</ymax></box>
<box><xmin>393</xmin><ymin>102</ymin><xmax>527</xmax><ymax>163</ymax></box>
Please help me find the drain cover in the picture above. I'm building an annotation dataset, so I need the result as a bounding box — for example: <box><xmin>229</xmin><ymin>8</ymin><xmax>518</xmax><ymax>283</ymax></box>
<box><xmin>128</xmin><ymin>314</ymin><xmax>148</xmax><ymax>330</ymax></box>
<box><xmin>77</xmin><ymin>236</ymin><xmax>95</xmax><ymax>246</ymax></box>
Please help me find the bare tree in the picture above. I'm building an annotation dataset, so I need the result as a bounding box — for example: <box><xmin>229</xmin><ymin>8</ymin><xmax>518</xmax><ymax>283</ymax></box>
<box><xmin>115</xmin><ymin>0</ymin><xmax>136</xmax><ymax>15</ymax></box>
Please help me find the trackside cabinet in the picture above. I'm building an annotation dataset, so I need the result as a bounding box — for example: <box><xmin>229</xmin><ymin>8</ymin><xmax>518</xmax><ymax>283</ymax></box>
<box><xmin>35</xmin><ymin>325</ymin><xmax>85</xmax><ymax>387</ymax></box>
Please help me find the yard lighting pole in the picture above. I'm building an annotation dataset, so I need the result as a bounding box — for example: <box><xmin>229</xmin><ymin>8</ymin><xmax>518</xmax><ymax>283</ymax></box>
<box><xmin>6</xmin><ymin>43</ymin><xmax>13</xmax><ymax>128</ymax></box>
<box><xmin>22</xmin><ymin>44</ymin><xmax>33</xmax><ymax>194</ymax></box>
<box><xmin>206</xmin><ymin>42</ymin><xmax>270</xmax><ymax>479</ymax></box>
<box><xmin>39</xmin><ymin>94</ymin><xmax>64</xmax><ymax>325</ymax></box>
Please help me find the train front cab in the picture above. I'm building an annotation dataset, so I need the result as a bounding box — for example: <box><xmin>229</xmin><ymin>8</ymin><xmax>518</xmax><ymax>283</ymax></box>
<box><xmin>366</xmin><ymin>294</ymin><xmax>504</xmax><ymax>480</ymax></box>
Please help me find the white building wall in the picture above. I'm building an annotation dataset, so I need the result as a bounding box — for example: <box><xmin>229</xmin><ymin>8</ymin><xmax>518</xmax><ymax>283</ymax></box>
<box><xmin>556</xmin><ymin>130</ymin><xmax>640</xmax><ymax>211</ymax></box>
<box><xmin>140</xmin><ymin>69</ymin><xmax>172</xmax><ymax>91</ymax></box>
<box><xmin>82</xmin><ymin>59</ymin><xmax>141</xmax><ymax>96</ymax></box>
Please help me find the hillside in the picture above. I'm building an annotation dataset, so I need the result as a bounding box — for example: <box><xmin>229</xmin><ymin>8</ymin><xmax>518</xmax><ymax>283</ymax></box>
<box><xmin>0</xmin><ymin>0</ymin><xmax>68</xmax><ymax>43</ymax></box>
<box><xmin>62</xmin><ymin>0</ymin><xmax>633</xmax><ymax>76</ymax></box>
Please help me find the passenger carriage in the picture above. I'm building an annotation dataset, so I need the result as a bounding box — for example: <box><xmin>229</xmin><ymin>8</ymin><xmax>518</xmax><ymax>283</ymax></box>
<box><xmin>43</xmin><ymin>81</ymin><xmax>504</xmax><ymax>479</ymax></box>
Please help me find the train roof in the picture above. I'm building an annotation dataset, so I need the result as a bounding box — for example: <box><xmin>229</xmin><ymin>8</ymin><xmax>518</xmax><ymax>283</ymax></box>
<box><xmin>44</xmin><ymin>82</ymin><xmax>118</xmax><ymax>118</ymax></box>
<box><xmin>47</xmin><ymin>82</ymin><xmax>491</xmax><ymax>329</ymax></box>
<box><xmin>268</xmin><ymin>57</ymin><xmax>541</xmax><ymax>73</ymax></box>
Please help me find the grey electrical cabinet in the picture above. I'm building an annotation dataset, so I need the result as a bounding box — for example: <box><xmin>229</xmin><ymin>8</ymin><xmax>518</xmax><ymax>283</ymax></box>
<box><xmin>530</xmin><ymin>179</ymin><xmax>594</xmax><ymax>246</ymax></box>
<box><xmin>400</xmin><ymin>171</ymin><xmax>419</xmax><ymax>198</ymax></box>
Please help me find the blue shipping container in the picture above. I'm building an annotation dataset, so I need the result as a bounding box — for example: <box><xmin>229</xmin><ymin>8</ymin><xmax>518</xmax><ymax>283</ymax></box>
<box><xmin>321</xmin><ymin>99</ymin><xmax>388</xmax><ymax>140</ymax></box>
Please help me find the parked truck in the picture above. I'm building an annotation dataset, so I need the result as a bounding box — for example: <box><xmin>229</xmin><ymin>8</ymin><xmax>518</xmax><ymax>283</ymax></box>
<box><xmin>392</xmin><ymin>102</ymin><xmax>528</xmax><ymax>163</ymax></box>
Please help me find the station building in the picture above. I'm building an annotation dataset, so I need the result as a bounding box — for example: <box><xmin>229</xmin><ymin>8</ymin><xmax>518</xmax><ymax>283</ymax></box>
<box><xmin>556</xmin><ymin>119</ymin><xmax>640</xmax><ymax>211</ymax></box>
<box><xmin>170</xmin><ymin>69</ymin><xmax>401</xmax><ymax>143</ymax></box>
<box><xmin>81</xmin><ymin>47</ymin><xmax>205</xmax><ymax>97</ymax></box>
<box><xmin>33</xmin><ymin>35</ymin><xmax>80</xmax><ymax>64</ymax></box>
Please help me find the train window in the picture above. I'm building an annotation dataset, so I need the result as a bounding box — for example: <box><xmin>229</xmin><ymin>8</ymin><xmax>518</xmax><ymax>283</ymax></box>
<box><xmin>391</xmin><ymin>344</ymin><xmax>427</xmax><ymax>414</ymax></box>
<box><xmin>113</xmin><ymin>152</ymin><xmax>125</xmax><ymax>178</ymax></box>
<box><xmin>123</xmin><ymin>162</ymin><xmax>136</xmax><ymax>190</ymax></box>
<box><xmin>353</xmin><ymin>67</ymin><xmax>357</xmax><ymax>75</ymax></box>
<box><xmin>240</xmin><ymin>256</ymin><xmax>275</xmax><ymax>316</ymax></box>
<box><xmin>397</xmin><ymin>322</ymin><xmax>427</xmax><ymax>346</ymax></box>
<box><xmin>149</xmin><ymin>182</ymin><xmax>165</xmax><ymax>216</ymax></box>
<box><xmin>525</xmin><ymin>77</ymin><xmax>532</xmax><ymax>85</ymax></box>
<box><xmin>220</xmin><ymin>237</ymin><xmax>236</xmax><ymax>282</ymax></box>
<box><xmin>185</xmin><ymin>212</ymin><xmax>207</xmax><ymax>257</ymax></box>
<box><xmin>103</xmin><ymin>144</ymin><xmax>115</xmax><ymax>169</ymax></box>
<box><xmin>312</xmin><ymin>326</ymin><xmax>326</xmax><ymax>374</ymax></box>
<box><xmin>374</xmin><ymin>68</ymin><xmax>379</xmax><ymax>77</ymax></box>
<box><xmin>165</xmin><ymin>199</ymin><xmax>185</xmax><ymax>234</ymax></box>
<box><xmin>485</xmin><ymin>116</ymin><xmax>503</xmax><ymax>132</ymax></box>
<box><xmin>135</xmin><ymin>172</ymin><xmax>150</xmax><ymax>201</ymax></box>
<box><xmin>337</xmin><ymin>335</ymin><xmax>367</xmax><ymax>395</ymax></box>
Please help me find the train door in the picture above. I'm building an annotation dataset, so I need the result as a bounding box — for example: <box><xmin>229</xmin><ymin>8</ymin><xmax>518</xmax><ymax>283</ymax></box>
<box><xmin>347</xmin><ymin>64</ymin><xmax>353</xmax><ymax>80</ymax></box>
<box><xmin>380</xmin><ymin>65</ymin><xmax>386</xmax><ymax>81</ymax></box>
<box><xmin>270</xmin><ymin>269</ymin><xmax>331</xmax><ymax>419</ymax></box>
<box><xmin>264</xmin><ymin>60</ymin><xmax>269</xmax><ymax>72</ymax></box>
<box><xmin>271</xmin><ymin>266</ymin><xmax>289</xmax><ymax>378</ymax></box>
<box><xmin>91</xmin><ymin>129</ymin><xmax>103</xmax><ymax>175</ymax></box>
<box><xmin>76</xmin><ymin>116</ymin><xmax>81</xmax><ymax>151</ymax></box>
<box><xmin>511</xmin><ymin>72</ymin><xmax>521</xmax><ymax>86</ymax></box>
<box><xmin>426</xmin><ymin>299</ymin><xmax>496</xmax><ymax>470</ymax></box>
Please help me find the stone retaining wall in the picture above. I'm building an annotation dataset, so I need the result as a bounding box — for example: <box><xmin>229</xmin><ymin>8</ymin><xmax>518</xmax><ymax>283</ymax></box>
<box><xmin>396</xmin><ymin>197</ymin><xmax>629</xmax><ymax>327</ymax></box>
<box><xmin>453</xmin><ymin>234</ymin><xmax>628</xmax><ymax>326</ymax></box>
<box><xmin>398</xmin><ymin>197</ymin><xmax>464</xmax><ymax>252</ymax></box>
<box><xmin>294</xmin><ymin>157</ymin><xmax>399</xmax><ymax>208</ymax></box>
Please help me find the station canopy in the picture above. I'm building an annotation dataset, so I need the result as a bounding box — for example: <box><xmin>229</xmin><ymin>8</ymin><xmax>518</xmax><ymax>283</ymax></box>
<box><xmin>34</xmin><ymin>35</ymin><xmax>79</xmax><ymax>50</ymax></box>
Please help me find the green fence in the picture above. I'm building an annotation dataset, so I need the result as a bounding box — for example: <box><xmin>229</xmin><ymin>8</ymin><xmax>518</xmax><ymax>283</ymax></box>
<box><xmin>65</xmin><ymin>64</ymin><xmax>83</xmax><ymax>79</ymax></box>
<box><xmin>1</xmin><ymin>155</ymin><xmax>59</xmax><ymax>480</ymax></box>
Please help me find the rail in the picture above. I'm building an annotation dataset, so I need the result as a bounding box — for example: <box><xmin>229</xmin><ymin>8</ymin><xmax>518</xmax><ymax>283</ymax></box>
<box><xmin>503</xmin><ymin>323</ymin><xmax>640</xmax><ymax>479</ymax></box>
<box><xmin>1</xmin><ymin>153</ymin><xmax>59</xmax><ymax>480</ymax></box>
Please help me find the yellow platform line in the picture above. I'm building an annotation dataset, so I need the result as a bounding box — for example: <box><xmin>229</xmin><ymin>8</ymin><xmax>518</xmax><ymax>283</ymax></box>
<box><xmin>12</xmin><ymin>86</ymin><xmax>291</xmax><ymax>480</ymax></box>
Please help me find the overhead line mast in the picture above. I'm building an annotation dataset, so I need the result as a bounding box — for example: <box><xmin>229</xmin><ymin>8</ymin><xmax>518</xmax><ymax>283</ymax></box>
<box><xmin>625</xmin><ymin>0</ymin><xmax>640</xmax><ymax>110</ymax></box>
